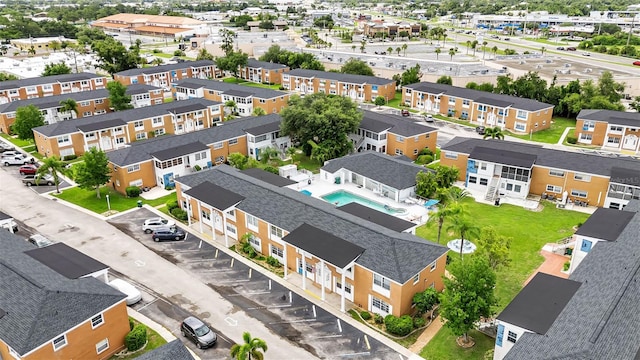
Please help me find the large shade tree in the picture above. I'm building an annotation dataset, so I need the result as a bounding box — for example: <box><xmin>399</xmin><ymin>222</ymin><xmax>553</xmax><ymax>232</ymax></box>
<box><xmin>13</xmin><ymin>104</ymin><xmax>45</xmax><ymax>140</ymax></box>
<box><xmin>74</xmin><ymin>147</ymin><xmax>111</xmax><ymax>199</ymax></box>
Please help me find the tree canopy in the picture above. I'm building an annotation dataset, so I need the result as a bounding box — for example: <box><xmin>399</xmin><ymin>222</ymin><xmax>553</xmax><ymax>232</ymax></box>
<box><xmin>13</xmin><ymin>104</ymin><xmax>44</xmax><ymax>140</ymax></box>
<box><xmin>280</xmin><ymin>93</ymin><xmax>362</xmax><ymax>161</ymax></box>
<box><xmin>37</xmin><ymin>156</ymin><xmax>66</xmax><ymax>194</ymax></box>
<box><xmin>196</xmin><ymin>48</ymin><xmax>214</xmax><ymax>61</ymax></box>
<box><xmin>42</xmin><ymin>62</ymin><xmax>72</xmax><ymax>76</ymax></box>
<box><xmin>216</xmin><ymin>51</ymin><xmax>249</xmax><ymax>79</ymax></box>
<box><xmin>340</xmin><ymin>58</ymin><xmax>374</xmax><ymax>76</ymax></box>
<box><xmin>107</xmin><ymin>81</ymin><xmax>133</xmax><ymax>111</ymax></box>
<box><xmin>259</xmin><ymin>45</ymin><xmax>324</xmax><ymax>71</ymax></box>
<box><xmin>91</xmin><ymin>36</ymin><xmax>142</xmax><ymax>75</ymax></box>
<box><xmin>74</xmin><ymin>147</ymin><xmax>111</xmax><ymax>199</ymax></box>
<box><xmin>398</xmin><ymin>64</ymin><xmax>422</xmax><ymax>87</ymax></box>
<box><xmin>230</xmin><ymin>332</ymin><xmax>267</xmax><ymax>360</ymax></box>
<box><xmin>476</xmin><ymin>227</ymin><xmax>512</xmax><ymax>270</ymax></box>
<box><xmin>436</xmin><ymin>75</ymin><xmax>453</xmax><ymax>85</ymax></box>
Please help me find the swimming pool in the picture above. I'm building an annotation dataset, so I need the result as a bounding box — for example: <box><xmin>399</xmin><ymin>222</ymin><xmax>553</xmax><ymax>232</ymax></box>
<box><xmin>321</xmin><ymin>190</ymin><xmax>407</xmax><ymax>215</ymax></box>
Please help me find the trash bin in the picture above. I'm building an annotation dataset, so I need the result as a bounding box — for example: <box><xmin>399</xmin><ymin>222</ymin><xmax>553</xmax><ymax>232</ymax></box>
<box><xmin>494</xmin><ymin>198</ymin><xmax>501</xmax><ymax>206</ymax></box>
<box><xmin>137</xmin><ymin>200</ymin><xmax>143</xmax><ymax>208</ymax></box>
<box><xmin>334</xmin><ymin>177</ymin><xmax>341</xmax><ymax>184</ymax></box>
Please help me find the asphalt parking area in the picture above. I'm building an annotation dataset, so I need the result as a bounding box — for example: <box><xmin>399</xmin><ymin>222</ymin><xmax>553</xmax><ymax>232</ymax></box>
<box><xmin>0</xmin><ymin>164</ymin><xmax>72</xmax><ymax>194</ymax></box>
<box><xmin>109</xmin><ymin>208</ymin><xmax>404</xmax><ymax>359</ymax></box>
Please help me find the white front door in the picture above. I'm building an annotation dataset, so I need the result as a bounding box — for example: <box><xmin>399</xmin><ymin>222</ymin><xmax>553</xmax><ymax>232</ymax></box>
<box><xmin>315</xmin><ymin>264</ymin><xmax>331</xmax><ymax>288</ymax></box>
<box><xmin>214</xmin><ymin>213</ymin><xmax>223</xmax><ymax>233</ymax></box>
<box><xmin>623</xmin><ymin>134</ymin><xmax>638</xmax><ymax>150</ymax></box>
<box><xmin>101</xmin><ymin>136</ymin><xmax>112</xmax><ymax>150</ymax></box>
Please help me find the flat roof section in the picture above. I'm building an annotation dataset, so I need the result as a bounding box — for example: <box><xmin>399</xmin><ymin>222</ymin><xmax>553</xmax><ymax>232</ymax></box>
<box><xmin>575</xmin><ymin>208</ymin><xmax>635</xmax><ymax>241</ymax></box>
<box><xmin>24</xmin><ymin>242</ymin><xmax>108</xmax><ymax>279</ymax></box>
<box><xmin>497</xmin><ymin>273</ymin><xmax>581</xmax><ymax>335</ymax></box>
<box><xmin>283</xmin><ymin>223</ymin><xmax>365</xmax><ymax>268</ymax></box>
<box><xmin>184</xmin><ymin>181</ymin><xmax>245</xmax><ymax>210</ymax></box>
<box><xmin>242</xmin><ymin>168</ymin><xmax>296</xmax><ymax>187</ymax></box>
<box><xmin>338</xmin><ymin>202</ymin><xmax>416</xmax><ymax>232</ymax></box>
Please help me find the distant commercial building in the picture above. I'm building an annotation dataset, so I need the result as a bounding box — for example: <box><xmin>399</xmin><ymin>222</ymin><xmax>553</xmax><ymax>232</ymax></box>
<box><xmin>9</xmin><ymin>37</ymin><xmax>72</xmax><ymax>53</ymax></box>
<box><xmin>91</xmin><ymin>13</ymin><xmax>207</xmax><ymax>39</ymax></box>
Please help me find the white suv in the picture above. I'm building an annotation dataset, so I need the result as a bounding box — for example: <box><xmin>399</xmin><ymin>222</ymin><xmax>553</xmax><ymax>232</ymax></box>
<box><xmin>142</xmin><ymin>218</ymin><xmax>175</xmax><ymax>234</ymax></box>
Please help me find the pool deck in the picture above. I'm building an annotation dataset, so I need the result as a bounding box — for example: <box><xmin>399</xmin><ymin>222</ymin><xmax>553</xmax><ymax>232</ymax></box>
<box><xmin>292</xmin><ymin>174</ymin><xmax>430</xmax><ymax>225</ymax></box>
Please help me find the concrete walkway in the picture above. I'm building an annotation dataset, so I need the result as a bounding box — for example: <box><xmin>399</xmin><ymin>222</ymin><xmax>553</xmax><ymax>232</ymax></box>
<box><xmin>524</xmin><ymin>250</ymin><xmax>570</xmax><ymax>286</ymax></box>
<box><xmin>409</xmin><ymin>315</ymin><xmax>444</xmax><ymax>353</ymax></box>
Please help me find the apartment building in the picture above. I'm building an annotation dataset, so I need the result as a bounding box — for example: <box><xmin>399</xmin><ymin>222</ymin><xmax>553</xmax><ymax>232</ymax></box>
<box><xmin>354</xmin><ymin>110</ymin><xmax>438</xmax><ymax>160</ymax></box>
<box><xmin>239</xmin><ymin>58</ymin><xmax>290</xmax><ymax>85</ymax></box>
<box><xmin>575</xmin><ymin>109</ymin><xmax>640</xmax><ymax>154</ymax></box>
<box><xmin>0</xmin><ymin>72</ymin><xmax>108</xmax><ymax>104</ymax></box>
<box><xmin>440</xmin><ymin>137</ymin><xmax>640</xmax><ymax>208</ymax></box>
<box><xmin>113</xmin><ymin>60</ymin><xmax>219</xmax><ymax>88</ymax></box>
<box><xmin>495</xmin><ymin>201</ymin><xmax>640</xmax><ymax>360</ymax></box>
<box><xmin>174</xmin><ymin>164</ymin><xmax>448</xmax><ymax>316</ymax></box>
<box><xmin>174</xmin><ymin>78</ymin><xmax>290</xmax><ymax>116</ymax></box>
<box><xmin>0</xmin><ymin>84</ymin><xmax>162</xmax><ymax>133</ymax></box>
<box><xmin>106</xmin><ymin>114</ymin><xmax>288</xmax><ymax>193</ymax></box>
<box><xmin>33</xmin><ymin>99</ymin><xmax>223</xmax><ymax>158</ymax></box>
<box><xmin>281</xmin><ymin>69</ymin><xmax>396</xmax><ymax>102</ymax></box>
<box><xmin>402</xmin><ymin>82</ymin><xmax>554</xmax><ymax>134</ymax></box>
<box><xmin>0</xmin><ymin>231</ymin><xmax>130</xmax><ymax>360</ymax></box>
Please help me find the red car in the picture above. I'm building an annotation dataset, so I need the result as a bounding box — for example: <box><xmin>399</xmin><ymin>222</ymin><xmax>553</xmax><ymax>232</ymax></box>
<box><xmin>633</xmin><ymin>61</ymin><xmax>640</xmax><ymax>66</ymax></box>
<box><xmin>401</xmin><ymin>109</ymin><xmax>410</xmax><ymax>117</ymax></box>
<box><xmin>19</xmin><ymin>164</ymin><xmax>39</xmax><ymax>175</ymax></box>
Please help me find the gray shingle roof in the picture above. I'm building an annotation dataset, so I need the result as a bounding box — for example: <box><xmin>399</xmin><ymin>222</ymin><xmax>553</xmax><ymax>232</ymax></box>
<box><xmin>33</xmin><ymin>98</ymin><xmax>221</xmax><ymax>137</ymax></box>
<box><xmin>441</xmin><ymin>137</ymin><xmax>640</xmax><ymax>186</ymax></box>
<box><xmin>126</xmin><ymin>83</ymin><xmax>163</xmax><ymax>95</ymax></box>
<box><xmin>247</xmin><ymin>58</ymin><xmax>288</xmax><ymax>70</ymax></box>
<box><xmin>577</xmin><ymin>109</ymin><xmax>640</xmax><ymax>127</ymax></box>
<box><xmin>0</xmin><ymin>231</ymin><xmax>126</xmax><ymax>355</ymax></box>
<box><xmin>114</xmin><ymin>60</ymin><xmax>215</xmax><ymax>77</ymax></box>
<box><xmin>286</xmin><ymin>69</ymin><xmax>394</xmax><ymax>86</ymax></box>
<box><xmin>150</xmin><ymin>141</ymin><xmax>209</xmax><ymax>161</ymax></box>
<box><xmin>107</xmin><ymin>114</ymin><xmax>282</xmax><ymax>166</ymax></box>
<box><xmin>321</xmin><ymin>152</ymin><xmax>429</xmax><ymax>190</ymax></box>
<box><xmin>174</xmin><ymin>78</ymin><xmax>288</xmax><ymax>99</ymax></box>
<box><xmin>0</xmin><ymin>72</ymin><xmax>104</xmax><ymax>90</ymax></box>
<box><xmin>361</xmin><ymin>110</ymin><xmax>436</xmax><ymax>137</ymax></box>
<box><xmin>574</xmin><ymin>207</ymin><xmax>635</xmax><ymax>241</ymax></box>
<box><xmin>241</xmin><ymin>168</ymin><xmax>296</xmax><ymax>187</ymax></box>
<box><xmin>136</xmin><ymin>339</ymin><xmax>195</xmax><ymax>360</ymax></box>
<box><xmin>405</xmin><ymin>82</ymin><xmax>553</xmax><ymax>112</ymax></box>
<box><xmin>283</xmin><ymin>223</ymin><xmax>366</xmax><ymax>268</ymax></box>
<box><xmin>177</xmin><ymin>165</ymin><xmax>448</xmax><ymax>283</ymax></box>
<box><xmin>338</xmin><ymin>202</ymin><xmax>416</xmax><ymax>232</ymax></box>
<box><xmin>505</xmin><ymin>201</ymin><xmax>640</xmax><ymax>360</ymax></box>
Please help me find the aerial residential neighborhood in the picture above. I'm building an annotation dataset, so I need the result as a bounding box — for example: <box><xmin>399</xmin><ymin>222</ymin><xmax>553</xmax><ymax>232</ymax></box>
<box><xmin>0</xmin><ymin>1</ymin><xmax>639</xmax><ymax>359</ymax></box>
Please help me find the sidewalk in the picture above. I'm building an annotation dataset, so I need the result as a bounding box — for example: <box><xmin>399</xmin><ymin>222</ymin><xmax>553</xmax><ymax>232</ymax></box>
<box><xmin>409</xmin><ymin>315</ymin><xmax>444</xmax><ymax>353</ymax></box>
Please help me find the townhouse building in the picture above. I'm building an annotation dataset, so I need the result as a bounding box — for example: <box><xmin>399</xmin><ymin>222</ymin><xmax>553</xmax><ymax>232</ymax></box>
<box><xmin>113</xmin><ymin>60</ymin><xmax>219</xmax><ymax>88</ymax></box>
<box><xmin>33</xmin><ymin>99</ymin><xmax>223</xmax><ymax>158</ymax></box>
<box><xmin>106</xmin><ymin>114</ymin><xmax>288</xmax><ymax>193</ymax></box>
<box><xmin>239</xmin><ymin>58</ymin><xmax>290</xmax><ymax>85</ymax></box>
<box><xmin>354</xmin><ymin>110</ymin><xmax>438</xmax><ymax>160</ymax></box>
<box><xmin>575</xmin><ymin>109</ymin><xmax>640</xmax><ymax>154</ymax></box>
<box><xmin>495</xmin><ymin>201</ymin><xmax>640</xmax><ymax>360</ymax></box>
<box><xmin>0</xmin><ymin>231</ymin><xmax>130</xmax><ymax>360</ymax></box>
<box><xmin>402</xmin><ymin>82</ymin><xmax>554</xmax><ymax>134</ymax></box>
<box><xmin>440</xmin><ymin>137</ymin><xmax>640</xmax><ymax>208</ymax></box>
<box><xmin>281</xmin><ymin>69</ymin><xmax>396</xmax><ymax>102</ymax></box>
<box><xmin>175</xmin><ymin>164</ymin><xmax>448</xmax><ymax>316</ymax></box>
<box><xmin>0</xmin><ymin>72</ymin><xmax>108</xmax><ymax>104</ymax></box>
<box><xmin>0</xmin><ymin>84</ymin><xmax>162</xmax><ymax>133</ymax></box>
<box><xmin>174</xmin><ymin>78</ymin><xmax>290</xmax><ymax>116</ymax></box>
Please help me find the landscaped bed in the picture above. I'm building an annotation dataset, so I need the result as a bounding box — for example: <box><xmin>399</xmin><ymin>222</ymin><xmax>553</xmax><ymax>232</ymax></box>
<box><xmin>54</xmin><ymin>186</ymin><xmax>177</xmax><ymax>215</ymax></box>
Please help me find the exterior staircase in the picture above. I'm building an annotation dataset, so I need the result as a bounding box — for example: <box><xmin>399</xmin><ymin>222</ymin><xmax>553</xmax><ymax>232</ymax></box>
<box><xmin>484</xmin><ymin>176</ymin><xmax>501</xmax><ymax>202</ymax></box>
<box><xmin>353</xmin><ymin>135</ymin><xmax>365</xmax><ymax>152</ymax></box>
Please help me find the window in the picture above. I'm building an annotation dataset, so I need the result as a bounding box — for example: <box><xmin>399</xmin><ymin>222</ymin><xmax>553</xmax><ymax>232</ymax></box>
<box><xmin>201</xmin><ymin>210</ymin><xmax>211</xmax><ymax>220</ymax></box>
<box><xmin>501</xmin><ymin>166</ymin><xmax>530</xmax><ymax>182</ymax></box>
<box><xmin>129</xmin><ymin>179</ymin><xmax>143</xmax><ymax>187</ymax></box>
<box><xmin>213</xmin><ymin>142</ymin><xmax>223</xmax><ymax>149</ymax></box>
<box><xmin>52</xmin><ymin>335</ymin><xmax>67</xmax><ymax>351</ymax></box>
<box><xmin>507</xmin><ymin>331</ymin><xmax>518</xmax><ymax>343</ymax></box>
<box><xmin>270</xmin><ymin>225</ymin><xmax>284</xmax><ymax>239</ymax></box>
<box><xmin>82</xmin><ymin>111</ymin><xmax>92</xmax><ymax>117</ymax></box>
<box><xmin>154</xmin><ymin>128</ymin><xmax>165</xmax><ymax>136</ymax></box>
<box><xmin>91</xmin><ymin>314</ymin><xmax>104</xmax><ymax>328</ymax></box>
<box><xmin>581</xmin><ymin>239</ymin><xmax>592</xmax><ymax>253</ymax></box>
<box><xmin>194</xmin><ymin>151</ymin><xmax>207</xmax><ymax>161</ymax></box>
<box><xmin>79</xmin><ymin>101</ymin><xmax>90</xmax><ymax>107</ymax></box>
<box><xmin>444</xmin><ymin>152</ymin><xmax>458</xmax><ymax>160</ymax></box>
<box><xmin>448</xmin><ymin>96</ymin><xmax>456</xmax><ymax>104</ymax></box>
<box><xmin>395</xmin><ymin>149</ymin><xmax>404</xmax><ymax>155</ymax></box>
<box><xmin>515</xmin><ymin>122</ymin><xmax>526</xmax><ymax>131</ymax></box>
<box><xmin>430</xmin><ymin>261</ymin><xmax>437</xmax><ymax>271</ymax></box>
<box><xmin>96</xmin><ymin>339</ymin><xmax>109</xmax><ymax>354</ymax></box>
<box><xmin>134</xmin><ymin>120</ymin><xmax>144</xmax><ymax>129</ymax></box>
<box><xmin>574</xmin><ymin>173</ymin><xmax>591</xmax><ymax>182</ymax></box>
<box><xmin>127</xmin><ymin>164</ymin><xmax>140</xmax><ymax>173</ymax></box>
<box><xmin>607</xmin><ymin>137</ymin><xmax>621</xmax><ymax>144</ymax></box>
<box><xmin>514</xmin><ymin>184</ymin><xmax>521</xmax><ymax>193</ymax></box>
<box><xmin>152</xmin><ymin>117</ymin><xmax>163</xmax><ymax>126</ymax></box>
<box><xmin>413</xmin><ymin>273</ymin><xmax>420</xmax><ymax>284</ymax></box>
<box><xmin>516</xmin><ymin>110</ymin><xmax>527</xmax><ymax>119</ymax></box>
<box><xmin>373</xmin><ymin>273</ymin><xmax>391</xmax><ymax>291</ymax></box>
<box><xmin>246</xmin><ymin>214</ymin><xmax>259</xmax><ymax>230</ymax></box>
<box><xmin>549</xmin><ymin>169</ymin><xmax>565</xmax><ymax>177</ymax></box>
<box><xmin>582</xmin><ymin>120</ymin><xmax>595</xmax><ymax>130</ymax></box>
<box><xmin>57</xmin><ymin>135</ymin><xmax>70</xmax><ymax>144</ymax></box>
<box><xmin>462</xmin><ymin>99</ymin><xmax>470</xmax><ymax>107</ymax></box>
<box><xmin>95</xmin><ymin>99</ymin><xmax>104</xmax><ymax>104</ymax></box>
<box><xmin>480</xmin><ymin>162</ymin><xmax>487</xmax><ymax>171</ymax></box>
<box><xmin>546</xmin><ymin>185</ymin><xmax>562</xmax><ymax>193</ymax></box>
<box><xmin>229</xmin><ymin>138</ymin><xmax>238</xmax><ymax>145</ymax></box>
<box><xmin>571</xmin><ymin>189</ymin><xmax>588</xmax><ymax>198</ymax></box>
<box><xmin>136</xmin><ymin>132</ymin><xmax>147</xmax><ymax>140</ymax></box>
<box><xmin>479</xmin><ymin>178</ymin><xmax>488</xmax><ymax>186</ymax></box>
<box><xmin>477</xmin><ymin>104</ymin><xmax>487</xmax><ymax>111</ymax></box>
<box><xmin>371</xmin><ymin>296</ymin><xmax>390</xmax><ymax>314</ymax></box>
<box><xmin>270</xmin><ymin>245</ymin><xmax>284</xmax><ymax>260</ymax></box>
<box><xmin>396</xmin><ymin>136</ymin><xmax>404</xmax><ymax>143</ymax></box>
<box><xmin>609</xmin><ymin>126</ymin><xmax>623</xmax><ymax>132</ymax></box>
<box><xmin>248</xmin><ymin>234</ymin><xmax>261</xmax><ymax>250</ymax></box>
<box><xmin>468</xmin><ymin>176</ymin><xmax>477</xmax><ymax>184</ymax></box>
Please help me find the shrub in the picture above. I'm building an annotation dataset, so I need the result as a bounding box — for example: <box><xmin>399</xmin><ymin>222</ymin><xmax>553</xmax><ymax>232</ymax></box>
<box><xmin>360</xmin><ymin>311</ymin><xmax>372</xmax><ymax>321</ymax></box>
<box><xmin>171</xmin><ymin>207</ymin><xmax>188</xmax><ymax>221</ymax></box>
<box><xmin>152</xmin><ymin>49</ymin><xmax>163</xmax><ymax>53</ymax></box>
<box><xmin>62</xmin><ymin>154</ymin><xmax>77</xmax><ymax>161</ymax></box>
<box><xmin>413</xmin><ymin>316</ymin><xmax>426</xmax><ymax>328</ymax></box>
<box><xmin>416</xmin><ymin>154</ymin><xmax>433</xmax><ymax>165</ymax></box>
<box><xmin>279</xmin><ymin>86</ymin><xmax>285</xmax><ymax>90</ymax></box>
<box><xmin>193</xmin><ymin>164</ymin><xmax>202</xmax><ymax>171</ymax></box>
<box><xmin>566</xmin><ymin>136</ymin><xmax>577</xmax><ymax>144</ymax></box>
<box><xmin>125</xmin><ymin>324</ymin><xmax>147</xmax><ymax>351</ymax></box>
<box><xmin>266</xmin><ymin>256</ymin><xmax>281</xmax><ymax>267</ymax></box>
<box><xmin>129</xmin><ymin>318</ymin><xmax>135</xmax><ymax>330</ymax></box>
<box><xmin>126</xmin><ymin>186</ymin><xmax>141</xmax><ymax>197</ymax></box>
<box><xmin>166</xmin><ymin>200</ymin><xmax>179</xmax><ymax>211</ymax></box>
<box><xmin>374</xmin><ymin>313</ymin><xmax>384</xmax><ymax>324</ymax></box>
<box><xmin>563</xmin><ymin>261</ymin><xmax>570</xmax><ymax>271</ymax></box>
<box><xmin>263</xmin><ymin>166</ymin><xmax>278</xmax><ymax>174</ymax></box>
<box><xmin>419</xmin><ymin>148</ymin><xmax>434</xmax><ymax>156</ymax></box>
<box><xmin>384</xmin><ymin>315</ymin><xmax>413</xmax><ymax>336</ymax></box>
<box><xmin>173</xmin><ymin>50</ymin><xmax>185</xmax><ymax>56</ymax></box>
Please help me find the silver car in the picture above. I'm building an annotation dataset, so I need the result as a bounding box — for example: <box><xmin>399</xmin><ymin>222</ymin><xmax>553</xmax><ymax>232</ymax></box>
<box><xmin>142</xmin><ymin>217</ymin><xmax>175</xmax><ymax>234</ymax></box>
<box><xmin>181</xmin><ymin>316</ymin><xmax>217</xmax><ymax>349</ymax></box>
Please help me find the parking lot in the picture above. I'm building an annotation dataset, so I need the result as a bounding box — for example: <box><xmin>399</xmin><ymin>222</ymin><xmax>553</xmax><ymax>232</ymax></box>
<box><xmin>0</xmin><ymin>158</ymin><xmax>72</xmax><ymax>194</ymax></box>
<box><xmin>109</xmin><ymin>208</ymin><xmax>404</xmax><ymax>359</ymax></box>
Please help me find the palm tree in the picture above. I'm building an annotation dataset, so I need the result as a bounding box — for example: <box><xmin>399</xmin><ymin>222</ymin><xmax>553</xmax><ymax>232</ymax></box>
<box><xmin>448</xmin><ymin>48</ymin><xmax>456</xmax><ymax>60</ymax></box>
<box><xmin>225</xmin><ymin>100</ymin><xmax>238</xmax><ymax>115</ymax></box>
<box><xmin>360</xmin><ymin>39</ymin><xmax>366</xmax><ymax>53</ymax></box>
<box><xmin>351</xmin><ymin>45</ymin><xmax>356</xmax><ymax>52</ymax></box>
<box><xmin>307</xmin><ymin>139</ymin><xmax>330</xmax><ymax>164</ymax></box>
<box><xmin>259</xmin><ymin>146</ymin><xmax>279</xmax><ymax>164</ymax></box>
<box><xmin>482</xmin><ymin>41</ymin><xmax>488</xmax><ymax>59</ymax></box>
<box><xmin>466</xmin><ymin>40</ymin><xmax>471</xmax><ymax>55</ymax></box>
<box><xmin>37</xmin><ymin>156</ymin><xmax>67</xmax><ymax>194</ymax></box>
<box><xmin>540</xmin><ymin>46</ymin><xmax>546</xmax><ymax>56</ymax></box>
<box><xmin>446</xmin><ymin>214</ymin><xmax>480</xmax><ymax>257</ymax></box>
<box><xmin>252</xmin><ymin>107</ymin><xmax>266</xmax><ymax>116</ymax></box>
<box><xmin>230</xmin><ymin>332</ymin><xmax>267</xmax><ymax>360</ymax></box>
<box><xmin>59</xmin><ymin>98</ymin><xmax>78</xmax><ymax>119</ymax></box>
<box><xmin>428</xmin><ymin>187</ymin><xmax>470</xmax><ymax>244</ymax></box>
<box><xmin>471</xmin><ymin>40</ymin><xmax>478</xmax><ymax>56</ymax></box>
<box><xmin>428</xmin><ymin>203</ymin><xmax>462</xmax><ymax>244</ymax></box>
<box><xmin>286</xmin><ymin>146</ymin><xmax>297</xmax><ymax>163</ymax></box>
<box><xmin>387</xmin><ymin>46</ymin><xmax>393</xmax><ymax>55</ymax></box>
<box><xmin>151</xmin><ymin>58</ymin><xmax>164</xmax><ymax>66</ymax></box>
<box><xmin>401</xmin><ymin>43</ymin><xmax>408</xmax><ymax>56</ymax></box>
<box><xmin>435</xmin><ymin>47</ymin><xmax>441</xmax><ymax>60</ymax></box>
<box><xmin>396</xmin><ymin>47</ymin><xmax>401</xmax><ymax>55</ymax></box>
<box><xmin>483</xmin><ymin>126</ymin><xmax>505</xmax><ymax>140</ymax></box>
<box><xmin>491</xmin><ymin>46</ymin><xmax>498</xmax><ymax>57</ymax></box>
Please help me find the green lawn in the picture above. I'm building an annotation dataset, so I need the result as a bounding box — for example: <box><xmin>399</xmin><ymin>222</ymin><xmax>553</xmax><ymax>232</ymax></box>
<box><xmin>524</xmin><ymin>37</ymin><xmax>570</xmax><ymax>46</ymax></box>
<box><xmin>385</xmin><ymin>91</ymin><xmax>403</xmax><ymax>109</ymax></box>
<box><xmin>222</xmin><ymin>77</ymin><xmax>281</xmax><ymax>90</ymax></box>
<box><xmin>54</xmin><ymin>186</ymin><xmax>177</xmax><ymax>215</ymax></box>
<box><xmin>506</xmin><ymin>117</ymin><xmax>576</xmax><ymax>144</ymax></box>
<box><xmin>416</xmin><ymin>199</ymin><xmax>588</xmax><ymax>310</ymax></box>
<box><xmin>420</xmin><ymin>327</ymin><xmax>494</xmax><ymax>360</ymax></box>
<box><xmin>109</xmin><ymin>318</ymin><xmax>167</xmax><ymax>360</ymax></box>
<box><xmin>0</xmin><ymin>133</ymin><xmax>34</xmax><ymax>148</ymax></box>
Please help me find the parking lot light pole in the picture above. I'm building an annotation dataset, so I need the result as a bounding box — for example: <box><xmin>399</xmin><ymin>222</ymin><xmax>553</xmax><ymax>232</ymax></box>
<box><xmin>106</xmin><ymin>194</ymin><xmax>111</xmax><ymax>211</ymax></box>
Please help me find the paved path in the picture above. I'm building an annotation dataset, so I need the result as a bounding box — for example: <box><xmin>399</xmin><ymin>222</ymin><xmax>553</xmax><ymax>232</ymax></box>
<box><xmin>409</xmin><ymin>315</ymin><xmax>444</xmax><ymax>353</ymax></box>
<box><xmin>524</xmin><ymin>250</ymin><xmax>570</xmax><ymax>286</ymax></box>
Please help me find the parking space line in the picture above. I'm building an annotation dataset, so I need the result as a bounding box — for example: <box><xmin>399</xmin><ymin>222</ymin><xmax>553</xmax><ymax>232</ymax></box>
<box><xmin>268</xmin><ymin>319</ymin><xmax>317</xmax><ymax>325</ymax></box>
<box><xmin>335</xmin><ymin>352</ymin><xmax>371</xmax><ymax>357</ymax></box>
<box><xmin>136</xmin><ymin>298</ymin><xmax>159</xmax><ymax>311</ymax></box>
<box><xmin>214</xmin><ymin>279</ymin><xmax>251</xmax><ymax>284</ymax></box>
<box><xmin>364</xmin><ymin>335</ymin><xmax>371</xmax><ymax>350</ymax></box>
<box><xmin>182</xmin><ymin>258</ymin><xmax>216</xmax><ymax>263</ymax></box>
<box><xmin>247</xmin><ymin>304</ymin><xmax>292</xmax><ymax>310</ymax></box>
<box><xmin>311</xmin><ymin>334</ymin><xmax>342</xmax><ymax>339</ymax></box>
<box><xmin>337</xmin><ymin>319</ymin><xmax>342</xmax><ymax>333</ymax></box>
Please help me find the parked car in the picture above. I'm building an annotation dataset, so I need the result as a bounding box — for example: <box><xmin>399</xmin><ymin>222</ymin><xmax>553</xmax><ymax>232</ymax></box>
<box><xmin>556</xmin><ymin>46</ymin><xmax>565</xmax><ymax>50</ymax></box>
<box><xmin>582</xmin><ymin>52</ymin><xmax>591</xmax><ymax>56</ymax></box>
<box><xmin>401</xmin><ymin>109</ymin><xmax>410</xmax><ymax>117</ymax></box>
<box><xmin>2</xmin><ymin>150</ymin><xmax>21</xmax><ymax>158</ymax></box>
<box><xmin>22</xmin><ymin>174</ymin><xmax>54</xmax><ymax>186</ymax></box>
<box><xmin>181</xmin><ymin>316</ymin><xmax>217</xmax><ymax>349</ymax></box>
<box><xmin>109</xmin><ymin>278</ymin><xmax>142</xmax><ymax>305</ymax></box>
<box><xmin>1</xmin><ymin>219</ymin><xmax>18</xmax><ymax>233</ymax></box>
<box><xmin>424</xmin><ymin>114</ymin><xmax>434</xmax><ymax>123</ymax></box>
<box><xmin>143</xmin><ymin>217</ymin><xmax>176</xmax><ymax>234</ymax></box>
<box><xmin>633</xmin><ymin>60</ymin><xmax>640</xmax><ymax>66</ymax></box>
<box><xmin>566</xmin><ymin>47</ymin><xmax>576</xmax><ymax>51</ymax></box>
<box><xmin>0</xmin><ymin>143</ymin><xmax>14</xmax><ymax>153</ymax></box>
<box><xmin>2</xmin><ymin>154</ymin><xmax>33</xmax><ymax>166</ymax></box>
<box><xmin>475</xmin><ymin>126</ymin><xmax>486</xmax><ymax>135</ymax></box>
<box><xmin>28</xmin><ymin>234</ymin><xmax>55</xmax><ymax>248</ymax></box>
<box><xmin>152</xmin><ymin>227</ymin><xmax>186</xmax><ymax>242</ymax></box>
<box><xmin>19</xmin><ymin>164</ymin><xmax>39</xmax><ymax>175</ymax></box>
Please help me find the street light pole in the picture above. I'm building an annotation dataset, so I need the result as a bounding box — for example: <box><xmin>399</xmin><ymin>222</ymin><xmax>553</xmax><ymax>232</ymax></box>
<box><xmin>106</xmin><ymin>194</ymin><xmax>111</xmax><ymax>211</ymax></box>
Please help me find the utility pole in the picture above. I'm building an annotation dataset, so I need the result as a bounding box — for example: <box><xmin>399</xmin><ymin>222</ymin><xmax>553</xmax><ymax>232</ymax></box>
<box><xmin>627</xmin><ymin>15</ymin><xmax>636</xmax><ymax>47</ymax></box>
